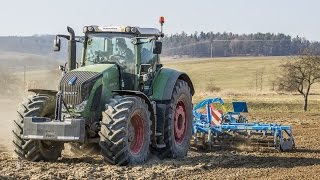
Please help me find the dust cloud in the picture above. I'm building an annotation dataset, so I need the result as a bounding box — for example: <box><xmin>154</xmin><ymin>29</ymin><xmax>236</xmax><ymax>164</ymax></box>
<box><xmin>0</xmin><ymin>67</ymin><xmax>60</xmax><ymax>152</ymax></box>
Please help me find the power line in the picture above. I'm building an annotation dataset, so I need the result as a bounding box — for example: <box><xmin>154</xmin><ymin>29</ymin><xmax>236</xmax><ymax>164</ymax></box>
<box><xmin>163</xmin><ymin>40</ymin><xmax>281</xmax><ymax>51</ymax></box>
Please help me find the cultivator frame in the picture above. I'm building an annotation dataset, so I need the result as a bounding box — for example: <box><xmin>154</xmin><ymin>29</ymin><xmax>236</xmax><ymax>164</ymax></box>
<box><xmin>192</xmin><ymin>98</ymin><xmax>295</xmax><ymax>151</ymax></box>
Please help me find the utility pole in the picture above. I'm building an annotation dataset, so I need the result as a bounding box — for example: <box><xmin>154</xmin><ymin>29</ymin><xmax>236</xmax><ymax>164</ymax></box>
<box><xmin>260</xmin><ymin>71</ymin><xmax>263</xmax><ymax>92</ymax></box>
<box><xmin>259</xmin><ymin>67</ymin><xmax>265</xmax><ymax>92</ymax></box>
<box><xmin>210</xmin><ymin>42</ymin><xmax>213</xmax><ymax>58</ymax></box>
<box><xmin>255</xmin><ymin>71</ymin><xmax>258</xmax><ymax>92</ymax></box>
<box><xmin>24</xmin><ymin>65</ymin><xmax>26</xmax><ymax>95</ymax></box>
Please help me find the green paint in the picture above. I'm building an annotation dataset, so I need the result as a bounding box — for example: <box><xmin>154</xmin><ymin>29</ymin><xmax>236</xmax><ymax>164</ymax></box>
<box><xmin>82</xmin><ymin>79</ymin><xmax>102</xmax><ymax>118</ymax></box>
<box><xmin>150</xmin><ymin>68</ymin><xmax>175</xmax><ymax>100</ymax></box>
<box><xmin>72</xmin><ymin>64</ymin><xmax>120</xmax><ymax>119</ymax></box>
<box><xmin>73</xmin><ymin>64</ymin><xmax>117</xmax><ymax>73</ymax></box>
<box><xmin>101</xmin><ymin>64</ymin><xmax>120</xmax><ymax>101</ymax></box>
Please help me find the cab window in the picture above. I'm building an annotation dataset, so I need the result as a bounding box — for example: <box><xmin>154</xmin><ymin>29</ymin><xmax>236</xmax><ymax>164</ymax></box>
<box><xmin>140</xmin><ymin>40</ymin><xmax>157</xmax><ymax>65</ymax></box>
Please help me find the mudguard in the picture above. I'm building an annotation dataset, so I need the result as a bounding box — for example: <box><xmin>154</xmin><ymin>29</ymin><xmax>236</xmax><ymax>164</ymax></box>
<box><xmin>28</xmin><ymin>89</ymin><xmax>58</xmax><ymax>96</ymax></box>
<box><xmin>150</xmin><ymin>68</ymin><xmax>194</xmax><ymax>101</ymax></box>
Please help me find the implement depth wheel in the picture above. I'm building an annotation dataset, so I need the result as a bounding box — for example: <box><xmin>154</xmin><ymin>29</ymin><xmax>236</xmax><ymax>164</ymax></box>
<box><xmin>161</xmin><ymin>80</ymin><xmax>193</xmax><ymax>158</ymax></box>
<box><xmin>99</xmin><ymin>96</ymin><xmax>151</xmax><ymax>165</ymax></box>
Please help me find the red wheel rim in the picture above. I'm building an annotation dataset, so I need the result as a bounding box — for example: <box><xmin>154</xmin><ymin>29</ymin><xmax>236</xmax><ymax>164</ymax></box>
<box><xmin>174</xmin><ymin>101</ymin><xmax>187</xmax><ymax>144</ymax></box>
<box><xmin>129</xmin><ymin>113</ymin><xmax>144</xmax><ymax>154</ymax></box>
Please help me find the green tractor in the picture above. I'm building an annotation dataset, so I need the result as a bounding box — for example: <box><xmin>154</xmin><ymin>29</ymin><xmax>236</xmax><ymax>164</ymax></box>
<box><xmin>12</xmin><ymin>17</ymin><xmax>194</xmax><ymax>165</ymax></box>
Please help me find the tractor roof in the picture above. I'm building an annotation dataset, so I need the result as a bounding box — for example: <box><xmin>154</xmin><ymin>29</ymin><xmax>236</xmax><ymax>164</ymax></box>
<box><xmin>83</xmin><ymin>25</ymin><xmax>161</xmax><ymax>37</ymax></box>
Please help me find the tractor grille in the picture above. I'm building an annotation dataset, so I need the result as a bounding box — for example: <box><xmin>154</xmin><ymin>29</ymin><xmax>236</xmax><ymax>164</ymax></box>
<box><xmin>59</xmin><ymin>71</ymin><xmax>102</xmax><ymax>107</ymax></box>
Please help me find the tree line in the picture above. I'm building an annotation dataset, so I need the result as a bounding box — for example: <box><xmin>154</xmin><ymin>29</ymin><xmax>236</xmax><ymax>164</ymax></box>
<box><xmin>0</xmin><ymin>32</ymin><xmax>319</xmax><ymax>58</ymax></box>
<box><xmin>162</xmin><ymin>32</ymin><xmax>320</xmax><ymax>57</ymax></box>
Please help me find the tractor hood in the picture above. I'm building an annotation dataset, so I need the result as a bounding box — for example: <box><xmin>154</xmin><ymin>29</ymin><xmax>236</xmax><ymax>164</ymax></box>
<box><xmin>73</xmin><ymin>64</ymin><xmax>118</xmax><ymax>73</ymax></box>
<box><xmin>60</xmin><ymin>63</ymin><xmax>119</xmax><ymax>108</ymax></box>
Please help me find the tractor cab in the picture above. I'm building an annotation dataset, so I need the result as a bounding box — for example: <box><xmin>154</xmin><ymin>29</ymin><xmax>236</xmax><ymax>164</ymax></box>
<box><xmin>80</xmin><ymin>25</ymin><xmax>163</xmax><ymax>91</ymax></box>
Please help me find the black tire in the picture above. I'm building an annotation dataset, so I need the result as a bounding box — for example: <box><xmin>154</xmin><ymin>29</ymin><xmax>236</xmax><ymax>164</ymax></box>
<box><xmin>99</xmin><ymin>96</ymin><xmax>151</xmax><ymax>165</ymax></box>
<box><xmin>69</xmin><ymin>143</ymin><xmax>100</xmax><ymax>156</ymax></box>
<box><xmin>161</xmin><ymin>80</ymin><xmax>193</xmax><ymax>158</ymax></box>
<box><xmin>12</xmin><ymin>94</ymin><xmax>63</xmax><ymax>161</ymax></box>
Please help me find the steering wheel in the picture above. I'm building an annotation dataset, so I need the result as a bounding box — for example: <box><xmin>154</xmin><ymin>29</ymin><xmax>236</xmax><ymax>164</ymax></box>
<box><xmin>109</xmin><ymin>54</ymin><xmax>127</xmax><ymax>69</ymax></box>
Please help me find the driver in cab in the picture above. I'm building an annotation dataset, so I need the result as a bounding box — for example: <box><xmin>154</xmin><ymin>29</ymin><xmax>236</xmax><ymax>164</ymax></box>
<box><xmin>114</xmin><ymin>38</ymin><xmax>134</xmax><ymax>61</ymax></box>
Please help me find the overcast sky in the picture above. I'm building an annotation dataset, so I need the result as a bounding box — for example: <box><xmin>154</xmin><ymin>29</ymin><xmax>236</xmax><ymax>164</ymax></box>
<box><xmin>1</xmin><ymin>0</ymin><xmax>319</xmax><ymax>41</ymax></box>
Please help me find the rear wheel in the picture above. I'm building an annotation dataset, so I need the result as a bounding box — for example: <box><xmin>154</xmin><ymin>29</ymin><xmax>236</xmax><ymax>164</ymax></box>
<box><xmin>99</xmin><ymin>96</ymin><xmax>151</xmax><ymax>165</ymax></box>
<box><xmin>161</xmin><ymin>80</ymin><xmax>193</xmax><ymax>158</ymax></box>
<box><xmin>12</xmin><ymin>94</ymin><xmax>63</xmax><ymax>161</ymax></box>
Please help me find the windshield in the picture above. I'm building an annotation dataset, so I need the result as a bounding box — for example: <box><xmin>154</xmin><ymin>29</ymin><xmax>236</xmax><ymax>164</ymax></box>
<box><xmin>84</xmin><ymin>33</ymin><xmax>135</xmax><ymax>66</ymax></box>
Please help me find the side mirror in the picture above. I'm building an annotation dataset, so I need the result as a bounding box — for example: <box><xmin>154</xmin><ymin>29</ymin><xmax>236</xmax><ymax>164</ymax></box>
<box><xmin>53</xmin><ymin>38</ymin><xmax>61</xmax><ymax>52</ymax></box>
<box><xmin>153</xmin><ymin>41</ymin><xmax>162</xmax><ymax>54</ymax></box>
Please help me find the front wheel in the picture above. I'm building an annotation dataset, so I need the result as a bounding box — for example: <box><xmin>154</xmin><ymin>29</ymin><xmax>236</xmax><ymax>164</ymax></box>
<box><xmin>161</xmin><ymin>80</ymin><xmax>193</xmax><ymax>158</ymax></box>
<box><xmin>99</xmin><ymin>96</ymin><xmax>151</xmax><ymax>165</ymax></box>
<box><xmin>12</xmin><ymin>94</ymin><xmax>63</xmax><ymax>161</ymax></box>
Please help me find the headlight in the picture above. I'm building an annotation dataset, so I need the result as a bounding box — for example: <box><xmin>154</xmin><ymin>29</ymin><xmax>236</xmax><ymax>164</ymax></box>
<box><xmin>83</xmin><ymin>26</ymin><xmax>88</xmax><ymax>33</ymax></box>
<box><xmin>88</xmin><ymin>26</ymin><xmax>94</xmax><ymax>32</ymax></box>
<box><xmin>131</xmin><ymin>27</ymin><xmax>137</xmax><ymax>33</ymax></box>
<box><xmin>125</xmin><ymin>26</ymin><xmax>131</xmax><ymax>33</ymax></box>
<box><xmin>74</xmin><ymin>100</ymin><xmax>88</xmax><ymax>112</ymax></box>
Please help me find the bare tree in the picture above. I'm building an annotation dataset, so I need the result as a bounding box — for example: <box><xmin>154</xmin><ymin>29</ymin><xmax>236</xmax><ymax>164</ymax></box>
<box><xmin>255</xmin><ymin>67</ymin><xmax>266</xmax><ymax>92</ymax></box>
<box><xmin>278</xmin><ymin>53</ymin><xmax>320</xmax><ymax>111</ymax></box>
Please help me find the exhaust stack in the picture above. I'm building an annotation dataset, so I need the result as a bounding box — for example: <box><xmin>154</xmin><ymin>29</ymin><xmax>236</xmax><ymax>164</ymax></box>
<box><xmin>67</xmin><ymin>26</ymin><xmax>77</xmax><ymax>71</ymax></box>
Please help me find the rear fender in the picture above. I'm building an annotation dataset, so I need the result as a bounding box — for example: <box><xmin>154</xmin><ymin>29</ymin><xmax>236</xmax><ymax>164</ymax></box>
<box><xmin>150</xmin><ymin>68</ymin><xmax>194</xmax><ymax>101</ymax></box>
<box><xmin>149</xmin><ymin>68</ymin><xmax>194</xmax><ymax>149</ymax></box>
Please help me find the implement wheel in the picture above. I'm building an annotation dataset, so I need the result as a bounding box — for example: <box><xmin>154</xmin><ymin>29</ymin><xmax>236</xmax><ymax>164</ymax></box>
<box><xmin>99</xmin><ymin>96</ymin><xmax>151</xmax><ymax>165</ymax></box>
<box><xmin>161</xmin><ymin>80</ymin><xmax>193</xmax><ymax>158</ymax></box>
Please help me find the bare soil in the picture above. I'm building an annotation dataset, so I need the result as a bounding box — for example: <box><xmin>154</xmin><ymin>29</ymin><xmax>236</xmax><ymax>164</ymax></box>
<box><xmin>0</xmin><ymin>97</ymin><xmax>319</xmax><ymax>179</ymax></box>
<box><xmin>0</xmin><ymin>59</ymin><xmax>319</xmax><ymax>179</ymax></box>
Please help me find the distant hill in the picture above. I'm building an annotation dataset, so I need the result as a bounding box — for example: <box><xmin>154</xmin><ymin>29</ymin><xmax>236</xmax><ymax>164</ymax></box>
<box><xmin>0</xmin><ymin>35</ymin><xmax>67</xmax><ymax>59</ymax></box>
<box><xmin>0</xmin><ymin>51</ymin><xmax>62</xmax><ymax>71</ymax></box>
<box><xmin>0</xmin><ymin>35</ymin><xmax>71</xmax><ymax>70</ymax></box>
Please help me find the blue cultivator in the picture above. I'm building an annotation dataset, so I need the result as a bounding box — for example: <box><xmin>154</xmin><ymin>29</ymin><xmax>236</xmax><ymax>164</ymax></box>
<box><xmin>192</xmin><ymin>98</ymin><xmax>295</xmax><ymax>151</ymax></box>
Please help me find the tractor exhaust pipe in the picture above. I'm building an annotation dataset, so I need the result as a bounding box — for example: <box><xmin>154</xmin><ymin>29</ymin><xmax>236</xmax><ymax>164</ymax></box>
<box><xmin>67</xmin><ymin>26</ymin><xmax>76</xmax><ymax>71</ymax></box>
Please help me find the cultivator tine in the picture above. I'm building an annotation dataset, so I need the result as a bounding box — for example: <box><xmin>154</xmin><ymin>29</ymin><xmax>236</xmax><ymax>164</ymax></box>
<box><xmin>201</xmin><ymin>133</ymin><xmax>207</xmax><ymax>149</ymax></box>
<box><xmin>208</xmin><ymin>129</ymin><xmax>212</xmax><ymax>150</ymax></box>
<box><xmin>193</xmin><ymin>128</ymin><xmax>199</xmax><ymax>147</ymax></box>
